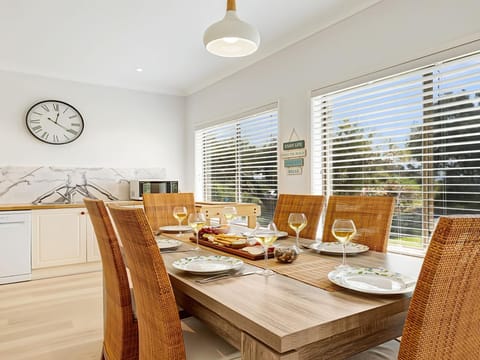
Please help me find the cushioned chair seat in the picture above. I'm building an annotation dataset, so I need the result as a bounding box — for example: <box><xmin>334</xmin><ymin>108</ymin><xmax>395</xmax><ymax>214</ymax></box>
<box><xmin>182</xmin><ymin>317</ymin><xmax>240</xmax><ymax>360</ymax></box>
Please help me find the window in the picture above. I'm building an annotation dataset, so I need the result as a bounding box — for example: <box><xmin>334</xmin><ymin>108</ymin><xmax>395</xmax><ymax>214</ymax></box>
<box><xmin>312</xmin><ymin>52</ymin><xmax>480</xmax><ymax>254</ymax></box>
<box><xmin>196</xmin><ymin>105</ymin><xmax>278</xmax><ymax>225</ymax></box>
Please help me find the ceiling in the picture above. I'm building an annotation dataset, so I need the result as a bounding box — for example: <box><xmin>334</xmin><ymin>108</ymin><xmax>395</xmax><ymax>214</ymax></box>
<box><xmin>0</xmin><ymin>0</ymin><xmax>382</xmax><ymax>96</ymax></box>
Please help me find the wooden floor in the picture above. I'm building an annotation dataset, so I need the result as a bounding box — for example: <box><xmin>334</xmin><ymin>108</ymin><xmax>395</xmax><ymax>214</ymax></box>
<box><xmin>0</xmin><ymin>272</ymin><xmax>104</xmax><ymax>360</ymax></box>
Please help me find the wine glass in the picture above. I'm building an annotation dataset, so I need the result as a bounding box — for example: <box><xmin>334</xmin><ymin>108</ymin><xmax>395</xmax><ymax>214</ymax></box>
<box><xmin>331</xmin><ymin>219</ymin><xmax>357</xmax><ymax>269</ymax></box>
<box><xmin>223</xmin><ymin>206</ymin><xmax>237</xmax><ymax>225</ymax></box>
<box><xmin>173</xmin><ymin>206</ymin><xmax>187</xmax><ymax>236</ymax></box>
<box><xmin>188</xmin><ymin>213</ymin><xmax>206</xmax><ymax>251</ymax></box>
<box><xmin>288</xmin><ymin>213</ymin><xmax>307</xmax><ymax>252</ymax></box>
<box><xmin>254</xmin><ymin>222</ymin><xmax>278</xmax><ymax>276</ymax></box>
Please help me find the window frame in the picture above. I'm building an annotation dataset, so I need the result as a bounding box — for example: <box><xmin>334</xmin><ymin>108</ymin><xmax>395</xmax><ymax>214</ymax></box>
<box><xmin>311</xmin><ymin>42</ymin><xmax>480</xmax><ymax>256</ymax></box>
<box><xmin>195</xmin><ymin>103</ymin><xmax>279</xmax><ymax>225</ymax></box>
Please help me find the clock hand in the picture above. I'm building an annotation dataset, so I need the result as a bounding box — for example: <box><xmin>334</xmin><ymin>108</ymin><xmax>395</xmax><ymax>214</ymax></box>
<box><xmin>55</xmin><ymin>113</ymin><xmax>60</xmax><ymax>123</ymax></box>
<box><xmin>46</xmin><ymin>117</ymin><xmax>69</xmax><ymax>131</ymax></box>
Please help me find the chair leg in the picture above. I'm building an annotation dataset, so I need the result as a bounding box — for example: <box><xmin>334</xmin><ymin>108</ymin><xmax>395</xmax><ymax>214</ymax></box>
<box><xmin>178</xmin><ymin>309</ymin><xmax>191</xmax><ymax>319</ymax></box>
<box><xmin>100</xmin><ymin>347</ymin><xmax>106</xmax><ymax>360</ymax></box>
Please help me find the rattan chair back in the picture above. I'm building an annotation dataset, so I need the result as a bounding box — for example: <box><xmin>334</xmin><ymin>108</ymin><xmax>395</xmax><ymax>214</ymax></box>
<box><xmin>143</xmin><ymin>193</ymin><xmax>195</xmax><ymax>231</ymax></box>
<box><xmin>108</xmin><ymin>204</ymin><xmax>186</xmax><ymax>360</ymax></box>
<box><xmin>398</xmin><ymin>216</ymin><xmax>480</xmax><ymax>360</ymax></box>
<box><xmin>322</xmin><ymin>195</ymin><xmax>395</xmax><ymax>252</ymax></box>
<box><xmin>83</xmin><ymin>198</ymin><xmax>138</xmax><ymax>360</ymax></box>
<box><xmin>273</xmin><ymin>194</ymin><xmax>325</xmax><ymax>239</ymax></box>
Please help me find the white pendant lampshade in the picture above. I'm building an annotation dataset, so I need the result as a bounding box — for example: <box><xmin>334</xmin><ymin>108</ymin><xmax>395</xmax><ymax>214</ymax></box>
<box><xmin>203</xmin><ymin>0</ymin><xmax>260</xmax><ymax>57</ymax></box>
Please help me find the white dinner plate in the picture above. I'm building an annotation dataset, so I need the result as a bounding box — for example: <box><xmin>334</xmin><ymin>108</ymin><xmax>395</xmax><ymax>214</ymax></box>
<box><xmin>328</xmin><ymin>267</ymin><xmax>416</xmax><ymax>295</ymax></box>
<box><xmin>156</xmin><ymin>238</ymin><xmax>182</xmax><ymax>250</ymax></box>
<box><xmin>243</xmin><ymin>230</ymin><xmax>289</xmax><ymax>239</ymax></box>
<box><xmin>172</xmin><ymin>255</ymin><xmax>244</xmax><ymax>275</ymax></box>
<box><xmin>310</xmin><ymin>242</ymin><xmax>369</xmax><ymax>255</ymax></box>
<box><xmin>158</xmin><ymin>225</ymin><xmax>192</xmax><ymax>233</ymax></box>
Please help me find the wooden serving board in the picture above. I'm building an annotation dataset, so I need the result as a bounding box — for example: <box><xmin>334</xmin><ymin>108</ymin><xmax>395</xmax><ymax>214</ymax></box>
<box><xmin>189</xmin><ymin>237</ymin><xmax>273</xmax><ymax>260</ymax></box>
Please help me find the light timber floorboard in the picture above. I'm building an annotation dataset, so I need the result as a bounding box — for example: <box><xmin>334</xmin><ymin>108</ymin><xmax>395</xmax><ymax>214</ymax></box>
<box><xmin>0</xmin><ymin>272</ymin><xmax>104</xmax><ymax>360</ymax></box>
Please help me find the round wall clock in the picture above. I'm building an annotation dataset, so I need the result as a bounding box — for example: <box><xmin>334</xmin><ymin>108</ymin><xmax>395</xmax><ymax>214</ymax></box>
<box><xmin>25</xmin><ymin>100</ymin><xmax>84</xmax><ymax>145</ymax></box>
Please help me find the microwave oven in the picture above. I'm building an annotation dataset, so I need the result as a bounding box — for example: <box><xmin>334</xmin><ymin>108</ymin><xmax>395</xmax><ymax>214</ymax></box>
<box><xmin>129</xmin><ymin>180</ymin><xmax>178</xmax><ymax>200</ymax></box>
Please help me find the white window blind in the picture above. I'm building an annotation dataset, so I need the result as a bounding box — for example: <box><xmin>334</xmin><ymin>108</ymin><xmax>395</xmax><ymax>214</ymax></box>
<box><xmin>196</xmin><ymin>108</ymin><xmax>279</xmax><ymax>225</ymax></box>
<box><xmin>312</xmin><ymin>51</ymin><xmax>480</xmax><ymax>253</ymax></box>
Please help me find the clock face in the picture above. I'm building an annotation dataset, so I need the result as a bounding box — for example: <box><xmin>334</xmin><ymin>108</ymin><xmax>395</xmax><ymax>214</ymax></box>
<box><xmin>26</xmin><ymin>100</ymin><xmax>84</xmax><ymax>145</ymax></box>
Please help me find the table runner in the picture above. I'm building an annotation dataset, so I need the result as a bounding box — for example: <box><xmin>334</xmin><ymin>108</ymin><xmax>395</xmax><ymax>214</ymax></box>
<box><xmin>166</xmin><ymin>234</ymin><xmax>343</xmax><ymax>292</ymax></box>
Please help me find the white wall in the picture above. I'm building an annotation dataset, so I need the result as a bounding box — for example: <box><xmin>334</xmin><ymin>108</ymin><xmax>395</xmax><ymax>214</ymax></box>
<box><xmin>0</xmin><ymin>70</ymin><xmax>186</xmax><ymax>185</ymax></box>
<box><xmin>185</xmin><ymin>0</ymin><xmax>480</xmax><ymax>194</ymax></box>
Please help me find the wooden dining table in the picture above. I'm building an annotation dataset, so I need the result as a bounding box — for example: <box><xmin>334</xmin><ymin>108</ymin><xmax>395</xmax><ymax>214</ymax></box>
<box><xmin>160</xmin><ymin>233</ymin><xmax>424</xmax><ymax>359</ymax></box>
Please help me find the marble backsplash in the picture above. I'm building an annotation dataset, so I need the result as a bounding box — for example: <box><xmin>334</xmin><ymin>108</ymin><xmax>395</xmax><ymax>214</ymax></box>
<box><xmin>0</xmin><ymin>166</ymin><xmax>167</xmax><ymax>204</ymax></box>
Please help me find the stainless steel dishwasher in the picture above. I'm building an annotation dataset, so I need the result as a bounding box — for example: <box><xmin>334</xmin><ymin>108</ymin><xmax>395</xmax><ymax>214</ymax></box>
<box><xmin>0</xmin><ymin>211</ymin><xmax>32</xmax><ymax>284</ymax></box>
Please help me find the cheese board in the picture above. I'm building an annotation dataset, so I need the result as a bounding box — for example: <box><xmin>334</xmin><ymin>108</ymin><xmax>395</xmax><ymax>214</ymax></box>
<box><xmin>189</xmin><ymin>237</ymin><xmax>274</xmax><ymax>260</ymax></box>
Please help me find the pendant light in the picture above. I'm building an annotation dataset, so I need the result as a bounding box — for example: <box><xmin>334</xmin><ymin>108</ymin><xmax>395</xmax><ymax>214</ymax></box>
<box><xmin>203</xmin><ymin>0</ymin><xmax>260</xmax><ymax>57</ymax></box>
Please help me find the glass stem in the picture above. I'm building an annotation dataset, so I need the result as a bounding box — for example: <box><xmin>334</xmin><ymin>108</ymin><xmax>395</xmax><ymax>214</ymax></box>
<box><xmin>342</xmin><ymin>243</ymin><xmax>346</xmax><ymax>266</ymax></box>
<box><xmin>264</xmin><ymin>245</ymin><xmax>268</xmax><ymax>271</ymax></box>
<box><xmin>295</xmin><ymin>231</ymin><xmax>300</xmax><ymax>249</ymax></box>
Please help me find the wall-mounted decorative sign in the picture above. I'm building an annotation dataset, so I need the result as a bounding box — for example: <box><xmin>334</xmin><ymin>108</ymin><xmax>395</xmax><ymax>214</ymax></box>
<box><xmin>284</xmin><ymin>158</ymin><xmax>304</xmax><ymax>167</ymax></box>
<box><xmin>281</xmin><ymin>148</ymin><xmax>306</xmax><ymax>159</ymax></box>
<box><xmin>287</xmin><ymin>167</ymin><xmax>302</xmax><ymax>175</ymax></box>
<box><xmin>283</xmin><ymin>140</ymin><xmax>305</xmax><ymax>150</ymax></box>
<box><xmin>282</xmin><ymin>128</ymin><xmax>306</xmax><ymax>176</ymax></box>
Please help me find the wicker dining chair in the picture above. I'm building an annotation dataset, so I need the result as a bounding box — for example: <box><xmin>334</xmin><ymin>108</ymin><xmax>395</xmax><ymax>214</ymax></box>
<box><xmin>322</xmin><ymin>195</ymin><xmax>395</xmax><ymax>252</ymax></box>
<box><xmin>108</xmin><ymin>204</ymin><xmax>240</xmax><ymax>360</ymax></box>
<box><xmin>143</xmin><ymin>193</ymin><xmax>195</xmax><ymax>232</ymax></box>
<box><xmin>350</xmin><ymin>215</ymin><xmax>480</xmax><ymax>360</ymax></box>
<box><xmin>273</xmin><ymin>194</ymin><xmax>325</xmax><ymax>239</ymax></box>
<box><xmin>83</xmin><ymin>198</ymin><xmax>138</xmax><ymax>360</ymax></box>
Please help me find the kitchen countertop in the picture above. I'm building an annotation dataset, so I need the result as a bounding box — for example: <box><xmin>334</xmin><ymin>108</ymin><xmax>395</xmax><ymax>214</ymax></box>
<box><xmin>0</xmin><ymin>201</ymin><xmax>142</xmax><ymax>211</ymax></box>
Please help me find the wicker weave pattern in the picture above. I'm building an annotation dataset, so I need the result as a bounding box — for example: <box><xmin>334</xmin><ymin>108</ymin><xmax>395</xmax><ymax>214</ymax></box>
<box><xmin>322</xmin><ymin>195</ymin><xmax>395</xmax><ymax>252</ymax></box>
<box><xmin>83</xmin><ymin>198</ymin><xmax>138</xmax><ymax>360</ymax></box>
<box><xmin>272</xmin><ymin>194</ymin><xmax>325</xmax><ymax>239</ymax></box>
<box><xmin>108</xmin><ymin>205</ymin><xmax>186</xmax><ymax>360</ymax></box>
<box><xmin>143</xmin><ymin>193</ymin><xmax>195</xmax><ymax>231</ymax></box>
<box><xmin>398</xmin><ymin>216</ymin><xmax>480</xmax><ymax>360</ymax></box>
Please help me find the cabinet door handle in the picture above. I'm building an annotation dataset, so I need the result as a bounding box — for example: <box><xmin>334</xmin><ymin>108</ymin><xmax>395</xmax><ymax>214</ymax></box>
<box><xmin>80</xmin><ymin>211</ymin><xmax>85</xmax><ymax>215</ymax></box>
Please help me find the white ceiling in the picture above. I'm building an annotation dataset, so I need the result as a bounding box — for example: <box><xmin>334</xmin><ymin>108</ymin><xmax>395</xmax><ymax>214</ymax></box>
<box><xmin>0</xmin><ymin>0</ymin><xmax>382</xmax><ymax>96</ymax></box>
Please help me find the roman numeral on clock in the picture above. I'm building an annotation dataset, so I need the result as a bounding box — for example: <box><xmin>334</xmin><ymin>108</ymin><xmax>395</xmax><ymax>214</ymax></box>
<box><xmin>53</xmin><ymin>103</ymin><xmax>59</xmax><ymax>111</ymax></box>
<box><xmin>67</xmin><ymin>129</ymin><xmax>78</xmax><ymax>135</ymax></box>
<box><xmin>41</xmin><ymin>132</ymin><xmax>49</xmax><ymax>140</ymax></box>
<box><xmin>53</xmin><ymin>134</ymin><xmax>59</xmax><ymax>143</ymax></box>
<box><xmin>41</xmin><ymin>104</ymin><xmax>49</xmax><ymax>112</ymax></box>
<box><xmin>31</xmin><ymin>125</ymin><xmax>42</xmax><ymax>133</ymax></box>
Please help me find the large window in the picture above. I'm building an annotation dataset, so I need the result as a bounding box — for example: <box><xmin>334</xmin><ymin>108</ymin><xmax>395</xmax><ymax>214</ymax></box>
<box><xmin>196</xmin><ymin>105</ymin><xmax>278</xmax><ymax>225</ymax></box>
<box><xmin>312</xmin><ymin>51</ymin><xmax>480</xmax><ymax>254</ymax></box>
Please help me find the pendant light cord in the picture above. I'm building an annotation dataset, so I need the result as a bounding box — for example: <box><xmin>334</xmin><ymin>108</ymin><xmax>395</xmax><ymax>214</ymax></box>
<box><xmin>227</xmin><ymin>0</ymin><xmax>236</xmax><ymax>11</ymax></box>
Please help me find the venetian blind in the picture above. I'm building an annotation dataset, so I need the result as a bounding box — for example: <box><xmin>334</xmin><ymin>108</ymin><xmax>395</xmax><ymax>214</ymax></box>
<box><xmin>196</xmin><ymin>107</ymin><xmax>279</xmax><ymax>225</ymax></box>
<box><xmin>312</xmin><ymin>51</ymin><xmax>480</xmax><ymax>253</ymax></box>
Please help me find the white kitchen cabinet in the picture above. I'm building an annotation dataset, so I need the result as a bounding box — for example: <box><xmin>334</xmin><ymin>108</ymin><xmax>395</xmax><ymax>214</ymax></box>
<box><xmin>85</xmin><ymin>212</ymin><xmax>101</xmax><ymax>262</ymax></box>
<box><xmin>32</xmin><ymin>208</ymin><xmax>100</xmax><ymax>269</ymax></box>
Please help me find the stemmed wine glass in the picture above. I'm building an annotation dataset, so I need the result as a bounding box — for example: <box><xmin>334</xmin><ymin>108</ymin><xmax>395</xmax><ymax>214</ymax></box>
<box><xmin>173</xmin><ymin>206</ymin><xmax>187</xmax><ymax>236</ymax></box>
<box><xmin>288</xmin><ymin>213</ymin><xmax>307</xmax><ymax>252</ymax></box>
<box><xmin>254</xmin><ymin>222</ymin><xmax>278</xmax><ymax>276</ymax></box>
<box><xmin>188</xmin><ymin>213</ymin><xmax>206</xmax><ymax>251</ymax></box>
<box><xmin>331</xmin><ymin>219</ymin><xmax>357</xmax><ymax>269</ymax></box>
<box><xmin>223</xmin><ymin>206</ymin><xmax>237</xmax><ymax>225</ymax></box>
